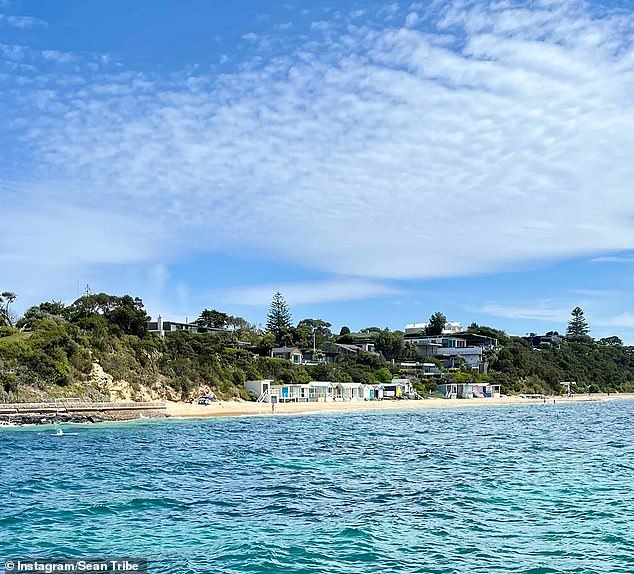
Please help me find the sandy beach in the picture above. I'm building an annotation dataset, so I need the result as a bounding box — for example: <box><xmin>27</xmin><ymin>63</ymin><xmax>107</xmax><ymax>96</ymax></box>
<box><xmin>165</xmin><ymin>393</ymin><xmax>634</xmax><ymax>419</ymax></box>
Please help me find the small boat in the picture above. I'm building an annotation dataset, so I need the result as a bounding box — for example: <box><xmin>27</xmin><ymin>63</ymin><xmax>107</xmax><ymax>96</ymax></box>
<box><xmin>53</xmin><ymin>428</ymin><xmax>64</xmax><ymax>436</ymax></box>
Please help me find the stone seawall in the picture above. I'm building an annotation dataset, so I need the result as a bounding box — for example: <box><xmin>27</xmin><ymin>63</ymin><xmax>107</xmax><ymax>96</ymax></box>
<box><xmin>0</xmin><ymin>401</ymin><xmax>167</xmax><ymax>425</ymax></box>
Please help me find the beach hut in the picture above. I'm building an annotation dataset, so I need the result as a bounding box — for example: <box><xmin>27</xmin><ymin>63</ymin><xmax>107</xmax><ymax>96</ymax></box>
<box><xmin>360</xmin><ymin>384</ymin><xmax>378</xmax><ymax>400</ymax></box>
<box><xmin>270</xmin><ymin>383</ymin><xmax>314</xmax><ymax>402</ymax></box>
<box><xmin>309</xmin><ymin>381</ymin><xmax>335</xmax><ymax>402</ymax></box>
<box><xmin>332</xmin><ymin>382</ymin><xmax>364</xmax><ymax>401</ymax></box>
<box><xmin>244</xmin><ymin>380</ymin><xmax>274</xmax><ymax>401</ymax></box>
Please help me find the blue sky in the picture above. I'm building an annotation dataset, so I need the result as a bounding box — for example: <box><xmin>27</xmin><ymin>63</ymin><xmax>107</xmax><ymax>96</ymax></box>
<box><xmin>2</xmin><ymin>0</ymin><xmax>634</xmax><ymax>340</ymax></box>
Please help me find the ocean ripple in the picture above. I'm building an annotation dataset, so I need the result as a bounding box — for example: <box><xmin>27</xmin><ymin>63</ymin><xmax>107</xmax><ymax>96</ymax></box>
<box><xmin>1</xmin><ymin>401</ymin><xmax>634</xmax><ymax>573</ymax></box>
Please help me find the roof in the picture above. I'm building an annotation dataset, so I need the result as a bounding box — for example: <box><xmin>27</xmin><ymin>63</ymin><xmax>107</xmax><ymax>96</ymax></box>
<box><xmin>272</xmin><ymin>347</ymin><xmax>301</xmax><ymax>354</ymax></box>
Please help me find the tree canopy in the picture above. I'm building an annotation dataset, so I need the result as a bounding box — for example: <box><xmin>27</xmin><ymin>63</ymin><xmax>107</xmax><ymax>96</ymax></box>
<box><xmin>294</xmin><ymin>318</ymin><xmax>333</xmax><ymax>349</ymax></box>
<box><xmin>425</xmin><ymin>312</ymin><xmax>447</xmax><ymax>336</ymax></box>
<box><xmin>266</xmin><ymin>292</ymin><xmax>293</xmax><ymax>346</ymax></box>
<box><xmin>566</xmin><ymin>307</ymin><xmax>590</xmax><ymax>339</ymax></box>
<box><xmin>196</xmin><ymin>309</ymin><xmax>229</xmax><ymax>329</ymax></box>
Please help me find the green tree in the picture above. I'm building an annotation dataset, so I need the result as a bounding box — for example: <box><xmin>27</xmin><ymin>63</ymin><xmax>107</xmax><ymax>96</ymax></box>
<box><xmin>339</xmin><ymin>326</ymin><xmax>351</xmax><ymax>336</ymax></box>
<box><xmin>598</xmin><ymin>336</ymin><xmax>622</xmax><ymax>347</ymax></box>
<box><xmin>196</xmin><ymin>309</ymin><xmax>229</xmax><ymax>328</ymax></box>
<box><xmin>266</xmin><ymin>292</ymin><xmax>293</xmax><ymax>346</ymax></box>
<box><xmin>17</xmin><ymin>301</ymin><xmax>66</xmax><ymax>330</ymax></box>
<box><xmin>294</xmin><ymin>319</ymin><xmax>333</xmax><ymax>349</ymax></box>
<box><xmin>375</xmin><ymin>329</ymin><xmax>405</xmax><ymax>361</ymax></box>
<box><xmin>105</xmin><ymin>296</ymin><xmax>149</xmax><ymax>337</ymax></box>
<box><xmin>0</xmin><ymin>291</ymin><xmax>17</xmax><ymax>327</ymax></box>
<box><xmin>566</xmin><ymin>307</ymin><xmax>590</xmax><ymax>339</ymax></box>
<box><xmin>425</xmin><ymin>312</ymin><xmax>447</xmax><ymax>336</ymax></box>
<box><xmin>375</xmin><ymin>367</ymin><xmax>393</xmax><ymax>383</ymax></box>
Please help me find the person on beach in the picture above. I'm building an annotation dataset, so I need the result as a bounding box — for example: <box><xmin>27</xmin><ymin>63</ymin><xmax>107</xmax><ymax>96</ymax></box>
<box><xmin>271</xmin><ymin>403</ymin><xmax>275</xmax><ymax>413</ymax></box>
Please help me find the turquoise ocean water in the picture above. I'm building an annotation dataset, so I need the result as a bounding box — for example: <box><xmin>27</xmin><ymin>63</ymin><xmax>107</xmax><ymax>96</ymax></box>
<box><xmin>1</xmin><ymin>401</ymin><xmax>633</xmax><ymax>573</ymax></box>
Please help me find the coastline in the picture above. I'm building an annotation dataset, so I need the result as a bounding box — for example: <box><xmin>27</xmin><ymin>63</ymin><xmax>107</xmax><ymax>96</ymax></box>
<box><xmin>165</xmin><ymin>393</ymin><xmax>634</xmax><ymax>419</ymax></box>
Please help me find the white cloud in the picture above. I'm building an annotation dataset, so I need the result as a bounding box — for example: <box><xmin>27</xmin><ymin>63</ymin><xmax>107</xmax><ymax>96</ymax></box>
<box><xmin>3</xmin><ymin>0</ymin><xmax>634</xmax><ymax>303</ymax></box>
<box><xmin>479</xmin><ymin>303</ymin><xmax>570</xmax><ymax>323</ymax></box>
<box><xmin>41</xmin><ymin>50</ymin><xmax>76</xmax><ymax>64</ymax></box>
<box><xmin>589</xmin><ymin>255</ymin><xmax>634</xmax><ymax>263</ymax></box>
<box><xmin>220</xmin><ymin>279</ymin><xmax>399</xmax><ymax>306</ymax></box>
<box><xmin>405</xmin><ymin>12</ymin><xmax>419</xmax><ymax>27</ymax></box>
<box><xmin>0</xmin><ymin>14</ymin><xmax>46</xmax><ymax>29</ymax></box>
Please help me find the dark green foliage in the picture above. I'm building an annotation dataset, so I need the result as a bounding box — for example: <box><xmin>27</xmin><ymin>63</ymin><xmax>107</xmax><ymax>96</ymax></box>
<box><xmin>339</xmin><ymin>326</ymin><xmax>351</xmax><ymax>336</ymax></box>
<box><xmin>374</xmin><ymin>329</ymin><xmax>411</xmax><ymax>360</ymax></box>
<box><xmin>294</xmin><ymin>319</ymin><xmax>333</xmax><ymax>349</ymax></box>
<box><xmin>66</xmin><ymin>293</ymin><xmax>148</xmax><ymax>337</ymax></box>
<box><xmin>468</xmin><ymin>324</ymin><xmax>510</xmax><ymax>345</ymax></box>
<box><xmin>566</xmin><ymin>306</ymin><xmax>590</xmax><ymax>339</ymax></box>
<box><xmin>266</xmin><ymin>292</ymin><xmax>293</xmax><ymax>346</ymax></box>
<box><xmin>598</xmin><ymin>336</ymin><xmax>622</xmax><ymax>347</ymax></box>
<box><xmin>490</xmin><ymin>336</ymin><xmax>634</xmax><ymax>394</ymax></box>
<box><xmin>425</xmin><ymin>312</ymin><xmax>446</xmax><ymax>336</ymax></box>
<box><xmin>196</xmin><ymin>309</ymin><xmax>229</xmax><ymax>328</ymax></box>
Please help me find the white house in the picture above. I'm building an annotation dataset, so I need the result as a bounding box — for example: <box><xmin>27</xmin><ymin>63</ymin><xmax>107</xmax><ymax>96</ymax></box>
<box><xmin>147</xmin><ymin>316</ymin><xmax>228</xmax><ymax>339</ymax></box>
<box><xmin>404</xmin><ymin>321</ymin><xmax>464</xmax><ymax>335</ymax></box>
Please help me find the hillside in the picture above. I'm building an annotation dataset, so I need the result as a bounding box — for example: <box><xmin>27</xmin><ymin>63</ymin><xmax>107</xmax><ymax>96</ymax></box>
<box><xmin>1</xmin><ymin>294</ymin><xmax>634</xmax><ymax>401</ymax></box>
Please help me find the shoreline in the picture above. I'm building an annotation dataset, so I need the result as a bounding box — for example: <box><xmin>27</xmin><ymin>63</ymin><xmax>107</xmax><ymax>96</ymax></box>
<box><xmin>165</xmin><ymin>393</ymin><xmax>634</xmax><ymax>419</ymax></box>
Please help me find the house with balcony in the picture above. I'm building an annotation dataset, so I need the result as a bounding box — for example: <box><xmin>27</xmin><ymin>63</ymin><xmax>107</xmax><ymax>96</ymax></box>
<box><xmin>404</xmin><ymin>333</ymin><xmax>492</xmax><ymax>370</ymax></box>
<box><xmin>147</xmin><ymin>316</ymin><xmax>228</xmax><ymax>339</ymax></box>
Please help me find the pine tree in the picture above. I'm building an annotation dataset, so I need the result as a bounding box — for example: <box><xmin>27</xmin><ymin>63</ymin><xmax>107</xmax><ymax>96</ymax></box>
<box><xmin>566</xmin><ymin>307</ymin><xmax>590</xmax><ymax>338</ymax></box>
<box><xmin>266</xmin><ymin>292</ymin><xmax>292</xmax><ymax>346</ymax></box>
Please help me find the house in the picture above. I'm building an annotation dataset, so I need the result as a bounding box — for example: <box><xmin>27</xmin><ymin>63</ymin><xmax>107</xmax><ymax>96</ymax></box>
<box><xmin>321</xmin><ymin>343</ymin><xmax>362</xmax><ymax>363</ymax></box>
<box><xmin>404</xmin><ymin>335</ymin><xmax>483</xmax><ymax>369</ymax></box>
<box><xmin>437</xmin><ymin>382</ymin><xmax>501</xmax><ymax>399</ymax></box>
<box><xmin>147</xmin><ymin>315</ymin><xmax>228</xmax><ymax>339</ymax></box>
<box><xmin>404</xmin><ymin>332</ymin><xmax>496</xmax><ymax>371</ymax></box>
<box><xmin>271</xmin><ymin>347</ymin><xmax>303</xmax><ymax>365</ymax></box>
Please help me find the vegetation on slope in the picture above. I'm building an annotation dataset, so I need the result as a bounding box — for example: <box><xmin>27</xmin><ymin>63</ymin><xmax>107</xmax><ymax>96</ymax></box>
<box><xmin>1</xmin><ymin>293</ymin><xmax>633</xmax><ymax>401</ymax></box>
